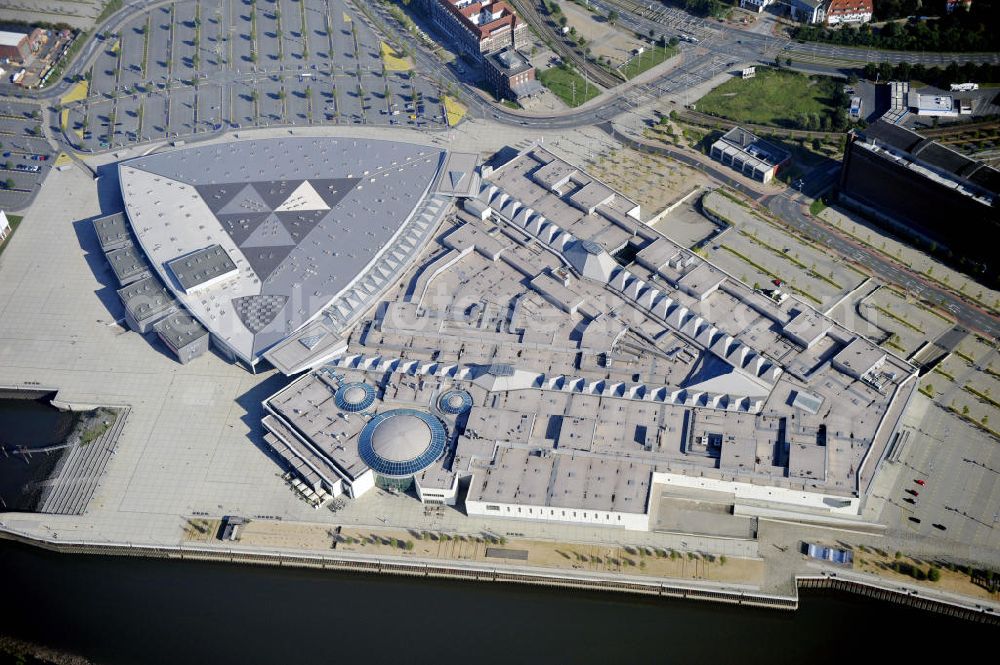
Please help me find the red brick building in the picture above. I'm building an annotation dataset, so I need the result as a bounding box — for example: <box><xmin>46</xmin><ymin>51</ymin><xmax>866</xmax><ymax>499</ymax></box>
<box><xmin>485</xmin><ymin>48</ymin><xmax>543</xmax><ymax>101</ymax></box>
<box><xmin>425</xmin><ymin>0</ymin><xmax>529</xmax><ymax>60</ymax></box>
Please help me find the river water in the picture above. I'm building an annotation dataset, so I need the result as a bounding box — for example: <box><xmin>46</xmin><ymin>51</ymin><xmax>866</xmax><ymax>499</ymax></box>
<box><xmin>0</xmin><ymin>540</ymin><xmax>994</xmax><ymax>664</ymax></box>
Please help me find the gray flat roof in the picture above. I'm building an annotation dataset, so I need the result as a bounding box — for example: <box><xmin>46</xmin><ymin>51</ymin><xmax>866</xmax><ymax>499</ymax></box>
<box><xmin>93</xmin><ymin>212</ymin><xmax>132</xmax><ymax>251</ymax></box>
<box><xmin>117</xmin><ymin>276</ymin><xmax>176</xmax><ymax>324</ymax></box>
<box><xmin>433</xmin><ymin>152</ymin><xmax>481</xmax><ymax>197</ymax></box>
<box><xmin>677</xmin><ymin>261</ymin><xmax>725</xmax><ymax>299</ymax></box>
<box><xmin>717</xmin><ymin>127</ymin><xmax>790</xmax><ymax>167</ymax></box>
<box><xmin>153</xmin><ymin>311</ymin><xmax>208</xmax><ymax>349</ymax></box>
<box><xmin>166</xmin><ymin>244</ymin><xmax>238</xmax><ymax>292</ymax></box>
<box><xmin>490</xmin><ymin>48</ymin><xmax>532</xmax><ymax>75</ymax></box>
<box><xmin>0</xmin><ymin>31</ymin><xmax>27</xmax><ymax>47</ymax></box>
<box><xmin>859</xmin><ymin>121</ymin><xmax>1000</xmax><ymax>197</ymax></box>
<box><xmin>832</xmin><ymin>337</ymin><xmax>886</xmax><ymax>378</ymax></box>
<box><xmin>105</xmin><ymin>245</ymin><xmax>151</xmax><ymax>285</ymax></box>
<box><xmin>782</xmin><ymin>309</ymin><xmax>834</xmax><ymax>347</ymax></box>
<box><xmin>468</xmin><ymin>447</ymin><xmax>652</xmax><ymax>515</ymax></box>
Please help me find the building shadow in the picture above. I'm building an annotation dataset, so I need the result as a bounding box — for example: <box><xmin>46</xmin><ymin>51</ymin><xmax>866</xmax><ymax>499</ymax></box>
<box><xmin>234</xmin><ymin>370</ymin><xmax>293</xmax><ymax>466</ymax></box>
<box><xmin>71</xmin><ymin>214</ymin><xmax>123</xmax><ymax>321</ymax></box>
<box><xmin>69</xmin><ymin>161</ymin><xmax>129</xmax><ymax>321</ymax></box>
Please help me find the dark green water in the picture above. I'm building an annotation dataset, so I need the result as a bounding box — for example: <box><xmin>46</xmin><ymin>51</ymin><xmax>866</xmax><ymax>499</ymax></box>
<box><xmin>0</xmin><ymin>398</ymin><xmax>79</xmax><ymax>511</ymax></box>
<box><xmin>0</xmin><ymin>539</ymin><xmax>994</xmax><ymax>665</ymax></box>
<box><xmin>0</xmin><ymin>397</ymin><xmax>78</xmax><ymax>448</ymax></box>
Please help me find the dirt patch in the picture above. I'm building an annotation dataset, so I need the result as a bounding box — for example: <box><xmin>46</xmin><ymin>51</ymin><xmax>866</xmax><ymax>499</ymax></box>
<box><xmin>555</xmin><ymin>1</ymin><xmax>642</xmax><ymax>65</ymax></box>
<box><xmin>854</xmin><ymin>550</ymin><xmax>1000</xmax><ymax>602</ymax></box>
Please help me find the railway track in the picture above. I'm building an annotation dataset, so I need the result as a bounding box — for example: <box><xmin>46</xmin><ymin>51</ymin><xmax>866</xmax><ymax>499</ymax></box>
<box><xmin>674</xmin><ymin>108</ymin><xmax>845</xmax><ymax>140</ymax></box>
<box><xmin>921</xmin><ymin>119</ymin><xmax>1000</xmax><ymax>139</ymax></box>
<box><xmin>508</xmin><ymin>0</ymin><xmax>623</xmax><ymax>90</ymax></box>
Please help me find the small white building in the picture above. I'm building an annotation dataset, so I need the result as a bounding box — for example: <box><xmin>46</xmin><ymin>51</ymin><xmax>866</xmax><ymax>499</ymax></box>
<box><xmin>0</xmin><ymin>210</ymin><xmax>10</xmax><ymax>242</ymax></box>
<box><xmin>790</xmin><ymin>0</ymin><xmax>826</xmax><ymax>23</ymax></box>
<box><xmin>740</xmin><ymin>0</ymin><xmax>775</xmax><ymax>12</ymax></box>
<box><xmin>907</xmin><ymin>91</ymin><xmax>960</xmax><ymax>118</ymax></box>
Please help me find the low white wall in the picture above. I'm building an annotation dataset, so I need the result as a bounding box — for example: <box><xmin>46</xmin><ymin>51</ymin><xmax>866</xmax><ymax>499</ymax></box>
<box><xmin>349</xmin><ymin>469</ymin><xmax>376</xmax><ymax>499</ymax></box>
<box><xmin>651</xmin><ymin>472</ymin><xmax>860</xmax><ymax>515</ymax></box>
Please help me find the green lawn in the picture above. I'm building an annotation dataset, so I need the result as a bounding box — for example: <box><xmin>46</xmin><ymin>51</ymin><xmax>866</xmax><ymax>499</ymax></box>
<box><xmin>695</xmin><ymin>68</ymin><xmax>839</xmax><ymax>129</ymax></box>
<box><xmin>0</xmin><ymin>214</ymin><xmax>23</xmax><ymax>258</ymax></box>
<box><xmin>538</xmin><ymin>66</ymin><xmax>599</xmax><ymax>107</ymax></box>
<box><xmin>620</xmin><ymin>44</ymin><xmax>678</xmax><ymax>80</ymax></box>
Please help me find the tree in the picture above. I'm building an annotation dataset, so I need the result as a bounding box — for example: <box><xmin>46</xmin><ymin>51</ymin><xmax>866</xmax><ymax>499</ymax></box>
<box><xmin>608</xmin><ymin>10</ymin><xmax>619</xmax><ymax>25</ymax></box>
<box><xmin>3</xmin><ymin>178</ymin><xmax>12</xmax><ymax>189</ymax></box>
<box><xmin>928</xmin><ymin>567</ymin><xmax>941</xmax><ymax>582</ymax></box>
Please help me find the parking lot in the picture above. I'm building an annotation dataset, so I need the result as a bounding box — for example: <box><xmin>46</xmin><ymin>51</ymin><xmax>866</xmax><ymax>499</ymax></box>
<box><xmin>923</xmin><ymin>334</ymin><xmax>1000</xmax><ymax>440</ymax></box>
<box><xmin>61</xmin><ymin>0</ymin><xmax>448</xmax><ymax>152</ymax></box>
<box><xmin>0</xmin><ymin>101</ymin><xmax>55</xmax><ymax>211</ymax></box>
<box><xmin>700</xmin><ymin>190</ymin><xmax>869</xmax><ymax>312</ymax></box>
<box><xmin>858</xmin><ymin>286</ymin><xmax>954</xmax><ymax>357</ymax></box>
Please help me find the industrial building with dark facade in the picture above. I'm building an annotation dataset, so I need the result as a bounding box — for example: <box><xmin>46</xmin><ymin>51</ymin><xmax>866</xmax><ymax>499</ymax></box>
<box><xmin>839</xmin><ymin>121</ymin><xmax>999</xmax><ymax>277</ymax></box>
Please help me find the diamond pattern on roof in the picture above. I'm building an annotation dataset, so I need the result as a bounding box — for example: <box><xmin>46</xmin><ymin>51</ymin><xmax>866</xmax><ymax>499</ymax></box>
<box><xmin>307</xmin><ymin>178</ymin><xmax>360</xmax><ymax>208</ymax></box>
<box><xmin>274</xmin><ymin>181</ymin><xmax>330</xmax><ymax>212</ymax></box>
<box><xmin>275</xmin><ymin>210</ymin><xmax>328</xmax><ymax>244</ymax></box>
<box><xmin>241</xmin><ymin>213</ymin><xmax>295</xmax><ymax>248</ymax></box>
<box><xmin>195</xmin><ymin>183</ymin><xmax>242</xmax><ymax>214</ymax></box>
<box><xmin>216</xmin><ymin>212</ymin><xmax>270</xmax><ymax>246</ymax></box>
<box><xmin>249</xmin><ymin>180</ymin><xmax>305</xmax><ymax>209</ymax></box>
<box><xmin>449</xmin><ymin>170</ymin><xmax>466</xmax><ymax>189</ymax></box>
<box><xmin>242</xmin><ymin>245</ymin><xmax>296</xmax><ymax>282</ymax></box>
<box><xmin>233</xmin><ymin>294</ymin><xmax>288</xmax><ymax>334</ymax></box>
<box><xmin>218</xmin><ymin>184</ymin><xmax>270</xmax><ymax>215</ymax></box>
